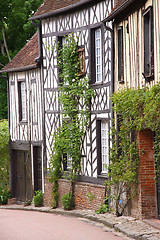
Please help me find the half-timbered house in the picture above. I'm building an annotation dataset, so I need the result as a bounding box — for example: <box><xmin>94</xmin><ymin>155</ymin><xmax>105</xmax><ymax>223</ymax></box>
<box><xmin>1</xmin><ymin>0</ymin><xmax>114</xmax><ymax>209</ymax></box>
<box><xmin>0</xmin><ymin>32</ymin><xmax>44</xmax><ymax>202</ymax></box>
<box><xmin>105</xmin><ymin>0</ymin><xmax>160</xmax><ymax>219</ymax></box>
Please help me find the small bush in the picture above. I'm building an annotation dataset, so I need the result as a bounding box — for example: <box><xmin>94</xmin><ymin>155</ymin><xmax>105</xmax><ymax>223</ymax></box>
<box><xmin>61</xmin><ymin>192</ymin><xmax>75</xmax><ymax>210</ymax></box>
<box><xmin>0</xmin><ymin>120</ymin><xmax>9</xmax><ymax>187</ymax></box>
<box><xmin>33</xmin><ymin>191</ymin><xmax>43</xmax><ymax>207</ymax></box>
<box><xmin>96</xmin><ymin>204</ymin><xmax>109</xmax><ymax>214</ymax></box>
<box><xmin>0</xmin><ymin>188</ymin><xmax>11</xmax><ymax>205</ymax></box>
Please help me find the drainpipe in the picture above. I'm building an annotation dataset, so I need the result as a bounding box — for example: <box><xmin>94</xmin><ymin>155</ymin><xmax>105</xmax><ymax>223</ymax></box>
<box><xmin>31</xmin><ymin>20</ymin><xmax>42</xmax><ymax>64</ymax></box>
<box><xmin>102</xmin><ymin>20</ymin><xmax>114</xmax><ymax>209</ymax></box>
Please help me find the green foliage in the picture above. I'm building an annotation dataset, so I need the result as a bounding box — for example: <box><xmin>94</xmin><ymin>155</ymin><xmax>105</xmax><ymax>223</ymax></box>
<box><xmin>0</xmin><ymin>0</ymin><xmax>43</xmax><ymax>117</ymax></box>
<box><xmin>96</xmin><ymin>204</ymin><xmax>109</xmax><ymax>214</ymax></box>
<box><xmin>61</xmin><ymin>192</ymin><xmax>75</xmax><ymax>210</ymax></box>
<box><xmin>109</xmin><ymin>84</ymin><xmax>160</xmax><ymax>216</ymax></box>
<box><xmin>33</xmin><ymin>191</ymin><xmax>43</xmax><ymax>207</ymax></box>
<box><xmin>5</xmin><ymin>0</ymin><xmax>43</xmax><ymax>55</ymax></box>
<box><xmin>0</xmin><ymin>120</ymin><xmax>9</xmax><ymax>188</ymax></box>
<box><xmin>86</xmin><ymin>192</ymin><xmax>95</xmax><ymax>203</ymax></box>
<box><xmin>0</xmin><ymin>187</ymin><xmax>11</xmax><ymax>205</ymax></box>
<box><xmin>0</xmin><ymin>79</ymin><xmax>8</xmax><ymax>119</ymax></box>
<box><xmin>49</xmin><ymin>35</ymin><xmax>94</xmax><ymax>207</ymax></box>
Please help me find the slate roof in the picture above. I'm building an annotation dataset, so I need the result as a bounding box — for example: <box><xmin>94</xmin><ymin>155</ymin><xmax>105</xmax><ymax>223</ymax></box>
<box><xmin>1</xmin><ymin>32</ymin><xmax>39</xmax><ymax>73</ymax></box>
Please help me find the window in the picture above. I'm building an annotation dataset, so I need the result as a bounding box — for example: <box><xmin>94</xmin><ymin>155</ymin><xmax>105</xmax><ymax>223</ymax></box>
<box><xmin>143</xmin><ymin>7</ymin><xmax>154</xmax><ymax>80</ymax></box>
<box><xmin>101</xmin><ymin>121</ymin><xmax>109</xmax><ymax>173</ymax></box>
<box><xmin>91</xmin><ymin>28</ymin><xmax>102</xmax><ymax>83</ymax></box>
<box><xmin>95</xmin><ymin>29</ymin><xmax>102</xmax><ymax>82</ymax></box>
<box><xmin>117</xmin><ymin>26</ymin><xmax>124</xmax><ymax>82</ymax></box>
<box><xmin>18</xmin><ymin>81</ymin><xmax>27</xmax><ymax>121</ymax></box>
<box><xmin>67</xmin><ymin>153</ymin><xmax>72</xmax><ymax>170</ymax></box>
<box><xmin>63</xmin><ymin>153</ymin><xmax>72</xmax><ymax>171</ymax></box>
<box><xmin>97</xmin><ymin>120</ymin><xmax>109</xmax><ymax>174</ymax></box>
<box><xmin>77</xmin><ymin>48</ymin><xmax>85</xmax><ymax>75</ymax></box>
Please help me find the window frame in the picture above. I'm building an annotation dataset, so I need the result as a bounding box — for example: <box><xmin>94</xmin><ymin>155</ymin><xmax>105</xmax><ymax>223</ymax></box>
<box><xmin>97</xmin><ymin>120</ymin><xmax>109</xmax><ymax>175</ymax></box>
<box><xmin>91</xmin><ymin>27</ymin><xmax>103</xmax><ymax>84</ymax></box>
<box><xmin>143</xmin><ymin>6</ymin><xmax>154</xmax><ymax>81</ymax></box>
<box><xmin>77</xmin><ymin>47</ymin><xmax>85</xmax><ymax>76</ymax></box>
<box><xmin>117</xmin><ymin>26</ymin><xmax>124</xmax><ymax>83</ymax></box>
<box><xmin>18</xmin><ymin>80</ymin><xmax>27</xmax><ymax>122</ymax></box>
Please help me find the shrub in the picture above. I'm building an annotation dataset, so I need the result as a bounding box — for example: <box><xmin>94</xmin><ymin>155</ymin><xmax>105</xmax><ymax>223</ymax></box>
<box><xmin>0</xmin><ymin>120</ymin><xmax>9</xmax><ymax>188</ymax></box>
<box><xmin>96</xmin><ymin>204</ymin><xmax>109</xmax><ymax>214</ymax></box>
<box><xmin>61</xmin><ymin>192</ymin><xmax>75</xmax><ymax>210</ymax></box>
<box><xmin>0</xmin><ymin>187</ymin><xmax>11</xmax><ymax>205</ymax></box>
<box><xmin>33</xmin><ymin>191</ymin><xmax>43</xmax><ymax>207</ymax></box>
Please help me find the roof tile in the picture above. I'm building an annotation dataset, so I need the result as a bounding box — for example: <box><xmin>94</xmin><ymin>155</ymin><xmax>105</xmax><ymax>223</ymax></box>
<box><xmin>2</xmin><ymin>32</ymin><xmax>38</xmax><ymax>72</ymax></box>
<box><xmin>34</xmin><ymin>0</ymin><xmax>82</xmax><ymax>17</ymax></box>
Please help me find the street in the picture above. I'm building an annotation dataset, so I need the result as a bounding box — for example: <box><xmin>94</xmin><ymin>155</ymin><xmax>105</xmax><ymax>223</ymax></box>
<box><xmin>0</xmin><ymin>209</ymin><xmax>128</xmax><ymax>240</ymax></box>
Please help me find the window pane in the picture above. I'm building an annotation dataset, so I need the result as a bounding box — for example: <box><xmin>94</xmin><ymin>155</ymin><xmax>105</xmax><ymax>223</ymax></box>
<box><xmin>101</xmin><ymin>121</ymin><xmax>109</xmax><ymax>173</ymax></box>
<box><xmin>21</xmin><ymin>82</ymin><xmax>26</xmax><ymax>120</ymax></box>
<box><xmin>95</xmin><ymin>28</ymin><xmax>102</xmax><ymax>82</ymax></box>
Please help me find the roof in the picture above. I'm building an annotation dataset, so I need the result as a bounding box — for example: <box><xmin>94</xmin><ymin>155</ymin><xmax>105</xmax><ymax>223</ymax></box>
<box><xmin>1</xmin><ymin>32</ymin><xmax>39</xmax><ymax>73</ymax></box>
<box><xmin>31</xmin><ymin>0</ymin><xmax>99</xmax><ymax>20</ymax></box>
<box><xmin>105</xmin><ymin>0</ymin><xmax>145</xmax><ymax>22</ymax></box>
<box><xmin>34</xmin><ymin>0</ymin><xmax>81</xmax><ymax>17</ymax></box>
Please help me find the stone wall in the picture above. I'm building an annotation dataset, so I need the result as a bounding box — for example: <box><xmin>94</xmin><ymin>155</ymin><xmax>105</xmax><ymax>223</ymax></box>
<box><xmin>44</xmin><ymin>177</ymin><xmax>106</xmax><ymax>211</ymax></box>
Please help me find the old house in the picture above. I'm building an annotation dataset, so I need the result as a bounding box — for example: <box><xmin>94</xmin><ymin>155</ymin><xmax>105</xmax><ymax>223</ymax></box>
<box><xmin>105</xmin><ymin>0</ymin><xmax>160</xmax><ymax>219</ymax></box>
<box><xmin>0</xmin><ymin>32</ymin><xmax>44</xmax><ymax>202</ymax></box>
<box><xmin>0</xmin><ymin>0</ymin><xmax>114</xmax><ymax>209</ymax></box>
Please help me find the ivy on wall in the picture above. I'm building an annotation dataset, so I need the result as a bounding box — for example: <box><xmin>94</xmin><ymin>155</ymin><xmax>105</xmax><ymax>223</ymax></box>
<box><xmin>49</xmin><ymin>35</ymin><xmax>94</xmax><ymax>208</ymax></box>
<box><xmin>109</xmin><ymin>84</ymin><xmax>160</xmax><ymax>216</ymax></box>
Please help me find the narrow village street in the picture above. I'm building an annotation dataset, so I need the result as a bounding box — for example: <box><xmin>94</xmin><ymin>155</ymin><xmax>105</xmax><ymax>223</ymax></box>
<box><xmin>0</xmin><ymin>209</ymin><xmax>129</xmax><ymax>240</ymax></box>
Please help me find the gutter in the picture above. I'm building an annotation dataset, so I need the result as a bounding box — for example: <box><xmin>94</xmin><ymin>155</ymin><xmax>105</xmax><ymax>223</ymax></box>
<box><xmin>30</xmin><ymin>0</ymin><xmax>101</xmax><ymax>21</ymax></box>
<box><xmin>0</xmin><ymin>64</ymin><xmax>38</xmax><ymax>74</ymax></box>
<box><xmin>31</xmin><ymin>20</ymin><xmax>42</xmax><ymax>64</ymax></box>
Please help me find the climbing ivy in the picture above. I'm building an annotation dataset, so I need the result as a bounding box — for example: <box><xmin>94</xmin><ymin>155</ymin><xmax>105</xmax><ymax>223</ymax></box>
<box><xmin>49</xmin><ymin>35</ymin><xmax>94</xmax><ymax>208</ymax></box>
<box><xmin>109</xmin><ymin>84</ymin><xmax>160</xmax><ymax>216</ymax></box>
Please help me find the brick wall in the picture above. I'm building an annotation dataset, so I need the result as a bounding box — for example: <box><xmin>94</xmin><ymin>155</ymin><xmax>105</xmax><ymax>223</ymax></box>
<box><xmin>137</xmin><ymin>129</ymin><xmax>157</xmax><ymax>219</ymax></box>
<box><xmin>44</xmin><ymin>177</ymin><xmax>106</xmax><ymax>211</ymax></box>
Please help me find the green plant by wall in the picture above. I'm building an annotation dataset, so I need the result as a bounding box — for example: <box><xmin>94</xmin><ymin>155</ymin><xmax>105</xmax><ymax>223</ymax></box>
<box><xmin>49</xmin><ymin>35</ymin><xmax>94</xmax><ymax>208</ymax></box>
<box><xmin>109</xmin><ymin>84</ymin><xmax>160</xmax><ymax>216</ymax></box>
<box><xmin>61</xmin><ymin>192</ymin><xmax>75</xmax><ymax>210</ymax></box>
<box><xmin>0</xmin><ymin>187</ymin><xmax>11</xmax><ymax>205</ymax></box>
<box><xmin>96</xmin><ymin>204</ymin><xmax>109</xmax><ymax>214</ymax></box>
<box><xmin>33</xmin><ymin>191</ymin><xmax>43</xmax><ymax>207</ymax></box>
<box><xmin>86</xmin><ymin>191</ymin><xmax>95</xmax><ymax>203</ymax></box>
<box><xmin>0</xmin><ymin>120</ymin><xmax>9</xmax><ymax>189</ymax></box>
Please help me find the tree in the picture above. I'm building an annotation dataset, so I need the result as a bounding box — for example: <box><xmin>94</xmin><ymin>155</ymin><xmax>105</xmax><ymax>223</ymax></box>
<box><xmin>0</xmin><ymin>0</ymin><xmax>43</xmax><ymax>119</ymax></box>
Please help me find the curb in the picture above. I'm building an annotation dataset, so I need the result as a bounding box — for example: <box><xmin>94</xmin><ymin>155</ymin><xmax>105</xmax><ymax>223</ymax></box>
<box><xmin>1</xmin><ymin>205</ymin><xmax>160</xmax><ymax>240</ymax></box>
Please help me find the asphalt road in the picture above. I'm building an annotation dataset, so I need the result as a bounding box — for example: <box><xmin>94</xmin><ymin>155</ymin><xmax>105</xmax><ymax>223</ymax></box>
<box><xmin>0</xmin><ymin>209</ymin><xmax>128</xmax><ymax>240</ymax></box>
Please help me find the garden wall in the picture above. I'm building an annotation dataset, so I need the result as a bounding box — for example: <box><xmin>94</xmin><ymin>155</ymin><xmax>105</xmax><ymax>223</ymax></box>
<box><xmin>44</xmin><ymin>177</ymin><xmax>106</xmax><ymax>211</ymax></box>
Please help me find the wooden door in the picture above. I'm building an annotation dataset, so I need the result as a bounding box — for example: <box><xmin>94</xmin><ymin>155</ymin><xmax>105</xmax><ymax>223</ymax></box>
<box><xmin>13</xmin><ymin>150</ymin><xmax>32</xmax><ymax>202</ymax></box>
<box><xmin>33</xmin><ymin>146</ymin><xmax>42</xmax><ymax>191</ymax></box>
<box><xmin>15</xmin><ymin>151</ymin><xmax>25</xmax><ymax>201</ymax></box>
